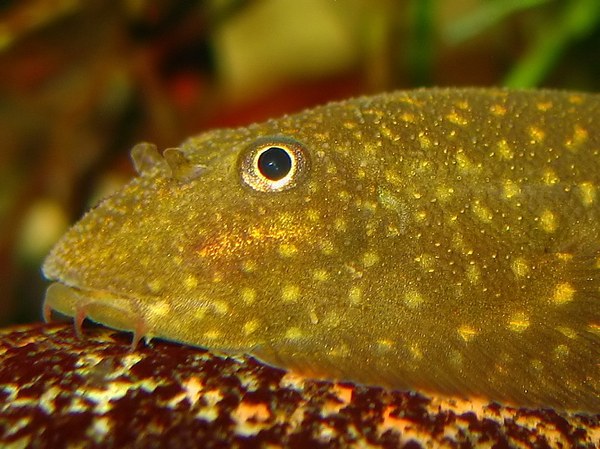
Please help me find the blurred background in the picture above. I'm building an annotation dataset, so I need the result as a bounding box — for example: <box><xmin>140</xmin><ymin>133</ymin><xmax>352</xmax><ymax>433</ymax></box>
<box><xmin>1</xmin><ymin>0</ymin><xmax>599</xmax><ymax>326</ymax></box>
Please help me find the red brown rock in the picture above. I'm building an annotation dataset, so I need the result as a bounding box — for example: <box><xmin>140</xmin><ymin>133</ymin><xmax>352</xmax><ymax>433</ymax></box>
<box><xmin>0</xmin><ymin>323</ymin><xmax>598</xmax><ymax>448</ymax></box>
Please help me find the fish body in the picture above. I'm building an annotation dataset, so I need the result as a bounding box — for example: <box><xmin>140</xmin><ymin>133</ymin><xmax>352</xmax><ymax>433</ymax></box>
<box><xmin>43</xmin><ymin>88</ymin><xmax>600</xmax><ymax>413</ymax></box>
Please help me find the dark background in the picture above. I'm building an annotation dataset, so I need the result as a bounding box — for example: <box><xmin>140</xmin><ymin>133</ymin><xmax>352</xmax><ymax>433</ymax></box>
<box><xmin>1</xmin><ymin>0</ymin><xmax>599</xmax><ymax>326</ymax></box>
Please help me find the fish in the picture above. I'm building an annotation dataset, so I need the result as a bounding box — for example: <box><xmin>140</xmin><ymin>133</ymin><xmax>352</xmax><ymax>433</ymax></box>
<box><xmin>42</xmin><ymin>88</ymin><xmax>600</xmax><ymax>413</ymax></box>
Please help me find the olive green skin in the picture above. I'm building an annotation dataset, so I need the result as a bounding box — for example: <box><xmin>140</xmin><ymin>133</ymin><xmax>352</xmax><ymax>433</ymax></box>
<box><xmin>44</xmin><ymin>88</ymin><xmax>600</xmax><ymax>413</ymax></box>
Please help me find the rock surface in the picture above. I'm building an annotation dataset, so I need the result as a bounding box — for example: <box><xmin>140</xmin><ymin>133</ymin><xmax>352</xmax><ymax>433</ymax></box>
<box><xmin>0</xmin><ymin>323</ymin><xmax>598</xmax><ymax>448</ymax></box>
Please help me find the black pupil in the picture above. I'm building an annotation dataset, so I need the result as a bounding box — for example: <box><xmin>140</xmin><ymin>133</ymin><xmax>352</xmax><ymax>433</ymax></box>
<box><xmin>257</xmin><ymin>147</ymin><xmax>292</xmax><ymax>181</ymax></box>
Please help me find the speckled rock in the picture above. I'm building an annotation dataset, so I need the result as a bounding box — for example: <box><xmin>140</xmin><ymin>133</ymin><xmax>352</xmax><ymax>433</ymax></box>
<box><xmin>0</xmin><ymin>323</ymin><xmax>598</xmax><ymax>448</ymax></box>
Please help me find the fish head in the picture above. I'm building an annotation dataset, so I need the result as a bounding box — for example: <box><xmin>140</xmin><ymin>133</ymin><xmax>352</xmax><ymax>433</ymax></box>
<box><xmin>42</xmin><ymin>99</ymin><xmax>419</xmax><ymax>353</ymax></box>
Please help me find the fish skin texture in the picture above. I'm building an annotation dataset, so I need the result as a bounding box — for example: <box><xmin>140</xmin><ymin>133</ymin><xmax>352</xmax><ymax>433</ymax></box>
<box><xmin>43</xmin><ymin>88</ymin><xmax>600</xmax><ymax>413</ymax></box>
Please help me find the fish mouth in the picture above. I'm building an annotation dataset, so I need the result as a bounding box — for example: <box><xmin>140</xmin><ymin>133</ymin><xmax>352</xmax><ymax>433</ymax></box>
<box><xmin>43</xmin><ymin>282</ymin><xmax>149</xmax><ymax>343</ymax></box>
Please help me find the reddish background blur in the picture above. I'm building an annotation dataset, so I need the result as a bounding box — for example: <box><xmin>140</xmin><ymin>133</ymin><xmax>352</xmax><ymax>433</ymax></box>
<box><xmin>1</xmin><ymin>0</ymin><xmax>599</xmax><ymax>326</ymax></box>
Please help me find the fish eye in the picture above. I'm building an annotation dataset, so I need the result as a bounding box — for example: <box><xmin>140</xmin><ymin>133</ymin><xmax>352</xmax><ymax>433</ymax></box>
<box><xmin>239</xmin><ymin>136</ymin><xmax>310</xmax><ymax>192</ymax></box>
<box><xmin>258</xmin><ymin>147</ymin><xmax>292</xmax><ymax>180</ymax></box>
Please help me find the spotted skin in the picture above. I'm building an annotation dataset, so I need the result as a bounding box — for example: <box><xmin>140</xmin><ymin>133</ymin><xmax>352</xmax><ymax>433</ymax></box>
<box><xmin>43</xmin><ymin>88</ymin><xmax>600</xmax><ymax>413</ymax></box>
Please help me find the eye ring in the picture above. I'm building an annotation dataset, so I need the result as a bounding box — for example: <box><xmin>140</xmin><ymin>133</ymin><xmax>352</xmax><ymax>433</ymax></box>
<box><xmin>239</xmin><ymin>136</ymin><xmax>310</xmax><ymax>192</ymax></box>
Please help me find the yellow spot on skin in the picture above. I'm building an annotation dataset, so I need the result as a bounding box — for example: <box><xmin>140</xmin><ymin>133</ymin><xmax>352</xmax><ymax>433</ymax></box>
<box><xmin>323</xmin><ymin>311</ymin><xmax>341</xmax><ymax>328</ymax></box>
<box><xmin>415</xmin><ymin>253</ymin><xmax>435</xmax><ymax>270</ymax></box>
<box><xmin>557</xmin><ymin>326</ymin><xmax>577</xmax><ymax>339</ymax></box>
<box><xmin>466</xmin><ymin>264</ymin><xmax>481</xmax><ymax>284</ymax></box>
<box><xmin>278</xmin><ymin>243</ymin><xmax>298</xmax><ymax>257</ymax></box>
<box><xmin>328</xmin><ymin>343</ymin><xmax>350</xmax><ymax>358</ymax></box>
<box><xmin>542</xmin><ymin>169</ymin><xmax>559</xmax><ymax>185</ymax></box>
<box><xmin>458</xmin><ymin>325</ymin><xmax>478</xmax><ymax>342</ymax></box>
<box><xmin>282</xmin><ymin>284</ymin><xmax>300</xmax><ymax>302</ymax></box>
<box><xmin>528</xmin><ymin>125</ymin><xmax>545</xmax><ymax>142</ymax></box>
<box><xmin>554</xmin><ymin>344</ymin><xmax>569</xmax><ymax>359</ymax></box>
<box><xmin>285</xmin><ymin>327</ymin><xmax>303</xmax><ymax>339</ymax></box>
<box><xmin>419</xmin><ymin>160</ymin><xmax>432</xmax><ymax>172</ymax></box>
<box><xmin>147</xmin><ymin>279</ymin><xmax>163</xmax><ymax>293</ymax></box>
<box><xmin>531</xmin><ymin>360</ymin><xmax>543</xmax><ymax>371</ymax></box>
<box><xmin>338</xmin><ymin>190</ymin><xmax>351</xmax><ymax>202</ymax></box>
<box><xmin>489</xmin><ymin>104</ymin><xmax>506</xmax><ymax>116</ymax></box>
<box><xmin>508</xmin><ymin>311</ymin><xmax>530</xmax><ymax>332</ymax></box>
<box><xmin>194</xmin><ymin>308</ymin><xmax>207</xmax><ymax>320</ymax></box>
<box><xmin>455</xmin><ymin>152</ymin><xmax>473</xmax><ymax>171</ymax></box>
<box><xmin>184</xmin><ymin>274</ymin><xmax>198</xmax><ymax>290</ymax></box>
<box><xmin>241</xmin><ymin>287</ymin><xmax>256</xmax><ymax>304</ymax></box>
<box><xmin>496</xmin><ymin>139</ymin><xmax>513</xmax><ymax>159</ymax></box>
<box><xmin>348</xmin><ymin>286</ymin><xmax>362</xmax><ymax>304</ymax></box>
<box><xmin>472</xmin><ymin>201</ymin><xmax>493</xmax><ymax>223</ymax></box>
<box><xmin>313</xmin><ymin>269</ymin><xmax>329</xmax><ymax>282</ymax></box>
<box><xmin>540</xmin><ymin>209</ymin><xmax>557</xmax><ymax>233</ymax></box>
<box><xmin>415</xmin><ymin>210</ymin><xmax>427</xmax><ymax>222</ymax></box>
<box><xmin>418</xmin><ymin>133</ymin><xmax>432</xmax><ymax>149</ymax></box>
<box><xmin>364</xmin><ymin>142</ymin><xmax>378</xmax><ymax>156</ymax></box>
<box><xmin>451</xmin><ymin>233</ymin><xmax>468</xmax><ymax>253</ymax></box>
<box><xmin>449</xmin><ymin>350</ymin><xmax>464</xmax><ymax>367</ymax></box>
<box><xmin>320</xmin><ymin>240</ymin><xmax>335</xmax><ymax>255</ymax></box>
<box><xmin>578</xmin><ymin>181</ymin><xmax>596</xmax><ymax>206</ymax></box>
<box><xmin>334</xmin><ymin>218</ymin><xmax>347</xmax><ymax>232</ymax></box>
<box><xmin>362</xmin><ymin>200</ymin><xmax>378</xmax><ymax>214</ymax></box>
<box><xmin>384</xmin><ymin>170</ymin><xmax>402</xmax><ymax>186</ymax></box>
<box><xmin>503</xmin><ymin>179</ymin><xmax>520</xmax><ymax>199</ymax></box>
<box><xmin>204</xmin><ymin>330</ymin><xmax>221</xmax><ymax>340</ymax></box>
<box><xmin>435</xmin><ymin>186</ymin><xmax>455</xmax><ymax>202</ymax></box>
<box><xmin>400</xmin><ymin>112</ymin><xmax>416</xmax><ymax>123</ymax></box>
<box><xmin>380</xmin><ymin>125</ymin><xmax>395</xmax><ymax>141</ymax></box>
<box><xmin>309</xmin><ymin>310</ymin><xmax>319</xmax><ymax>324</ymax></box>
<box><xmin>241</xmin><ymin>260</ymin><xmax>257</xmax><ymax>273</ymax></box>
<box><xmin>566</xmin><ymin>124</ymin><xmax>589</xmax><ymax>150</ymax></box>
<box><xmin>377</xmin><ymin>339</ymin><xmax>394</xmax><ymax>352</ymax></box>
<box><xmin>212</xmin><ymin>300</ymin><xmax>230</xmax><ymax>315</ymax></box>
<box><xmin>511</xmin><ymin>257</ymin><xmax>529</xmax><ymax>278</ymax></box>
<box><xmin>149</xmin><ymin>301</ymin><xmax>171</xmax><ymax>317</ymax></box>
<box><xmin>552</xmin><ymin>282</ymin><xmax>575</xmax><ymax>305</ymax></box>
<box><xmin>409</xmin><ymin>343</ymin><xmax>423</xmax><ymax>360</ymax></box>
<box><xmin>403</xmin><ymin>290</ymin><xmax>424</xmax><ymax>308</ymax></box>
<box><xmin>569</xmin><ymin>94</ymin><xmax>584</xmax><ymax>104</ymax></box>
<box><xmin>556</xmin><ymin>252</ymin><xmax>573</xmax><ymax>262</ymax></box>
<box><xmin>243</xmin><ymin>319</ymin><xmax>260</xmax><ymax>335</ymax></box>
<box><xmin>363</xmin><ymin>251</ymin><xmax>380</xmax><ymax>268</ymax></box>
<box><xmin>378</xmin><ymin>188</ymin><xmax>404</xmax><ymax>214</ymax></box>
<box><xmin>306</xmin><ymin>209</ymin><xmax>320</xmax><ymax>222</ymax></box>
<box><xmin>446</xmin><ymin>111</ymin><xmax>468</xmax><ymax>125</ymax></box>
<box><xmin>536</xmin><ymin>101</ymin><xmax>553</xmax><ymax>111</ymax></box>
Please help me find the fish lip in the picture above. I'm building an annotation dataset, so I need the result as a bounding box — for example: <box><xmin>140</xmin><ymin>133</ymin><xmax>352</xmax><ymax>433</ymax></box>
<box><xmin>45</xmin><ymin>281</ymin><xmax>141</xmax><ymax>305</ymax></box>
<box><xmin>43</xmin><ymin>281</ymin><xmax>147</xmax><ymax>334</ymax></box>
